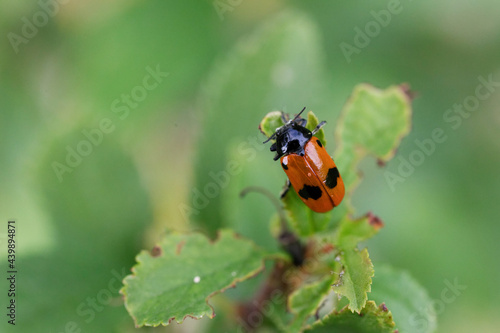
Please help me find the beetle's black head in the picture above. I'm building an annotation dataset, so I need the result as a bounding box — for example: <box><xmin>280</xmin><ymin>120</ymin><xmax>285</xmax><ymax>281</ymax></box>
<box><xmin>271</xmin><ymin>122</ymin><xmax>311</xmax><ymax>160</ymax></box>
<box><xmin>266</xmin><ymin>108</ymin><xmax>312</xmax><ymax>161</ymax></box>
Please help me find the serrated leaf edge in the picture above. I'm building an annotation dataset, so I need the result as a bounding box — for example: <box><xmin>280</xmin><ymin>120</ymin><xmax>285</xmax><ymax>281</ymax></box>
<box><xmin>333</xmin><ymin>83</ymin><xmax>413</xmax><ymax>208</ymax></box>
<box><xmin>120</xmin><ymin>229</ymin><xmax>267</xmax><ymax>327</ymax></box>
<box><xmin>332</xmin><ymin>248</ymin><xmax>374</xmax><ymax>313</ymax></box>
<box><xmin>305</xmin><ymin>300</ymin><xmax>397</xmax><ymax>332</ymax></box>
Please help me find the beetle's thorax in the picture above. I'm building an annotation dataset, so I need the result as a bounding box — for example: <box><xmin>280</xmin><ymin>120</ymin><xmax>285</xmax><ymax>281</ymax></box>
<box><xmin>275</xmin><ymin>123</ymin><xmax>312</xmax><ymax>157</ymax></box>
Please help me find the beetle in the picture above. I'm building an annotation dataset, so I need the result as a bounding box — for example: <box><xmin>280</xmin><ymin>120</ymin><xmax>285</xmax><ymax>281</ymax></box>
<box><xmin>263</xmin><ymin>107</ymin><xmax>345</xmax><ymax>213</ymax></box>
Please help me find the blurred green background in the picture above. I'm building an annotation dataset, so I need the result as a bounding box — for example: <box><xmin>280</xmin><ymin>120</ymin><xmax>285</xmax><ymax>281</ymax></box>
<box><xmin>1</xmin><ymin>0</ymin><xmax>499</xmax><ymax>332</ymax></box>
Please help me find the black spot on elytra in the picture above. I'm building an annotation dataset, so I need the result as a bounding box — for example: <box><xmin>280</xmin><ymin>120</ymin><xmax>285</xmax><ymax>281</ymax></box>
<box><xmin>298</xmin><ymin>185</ymin><xmax>322</xmax><ymax>200</ymax></box>
<box><xmin>316</xmin><ymin>139</ymin><xmax>323</xmax><ymax>148</ymax></box>
<box><xmin>281</xmin><ymin>161</ymin><xmax>288</xmax><ymax>170</ymax></box>
<box><xmin>325</xmin><ymin>167</ymin><xmax>339</xmax><ymax>189</ymax></box>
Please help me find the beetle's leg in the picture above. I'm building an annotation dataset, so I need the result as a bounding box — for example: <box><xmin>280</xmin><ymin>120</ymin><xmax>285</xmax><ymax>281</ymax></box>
<box><xmin>270</xmin><ymin>143</ymin><xmax>277</xmax><ymax>151</ymax></box>
<box><xmin>312</xmin><ymin>121</ymin><xmax>326</xmax><ymax>135</ymax></box>
<box><xmin>280</xmin><ymin>179</ymin><xmax>291</xmax><ymax>198</ymax></box>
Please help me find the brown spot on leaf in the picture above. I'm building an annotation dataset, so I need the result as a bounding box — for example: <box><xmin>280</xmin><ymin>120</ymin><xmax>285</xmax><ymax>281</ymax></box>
<box><xmin>379</xmin><ymin>303</ymin><xmax>388</xmax><ymax>312</ymax></box>
<box><xmin>258</xmin><ymin>123</ymin><xmax>265</xmax><ymax>135</ymax></box>
<box><xmin>367</xmin><ymin>212</ymin><xmax>384</xmax><ymax>229</ymax></box>
<box><xmin>320</xmin><ymin>243</ymin><xmax>335</xmax><ymax>254</ymax></box>
<box><xmin>400</xmin><ymin>83</ymin><xmax>417</xmax><ymax>101</ymax></box>
<box><xmin>151</xmin><ymin>246</ymin><xmax>162</xmax><ymax>257</ymax></box>
<box><xmin>176</xmin><ymin>240</ymin><xmax>186</xmax><ymax>255</ymax></box>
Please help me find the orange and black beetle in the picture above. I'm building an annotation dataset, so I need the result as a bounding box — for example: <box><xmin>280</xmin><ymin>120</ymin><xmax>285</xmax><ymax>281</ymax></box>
<box><xmin>264</xmin><ymin>108</ymin><xmax>345</xmax><ymax>213</ymax></box>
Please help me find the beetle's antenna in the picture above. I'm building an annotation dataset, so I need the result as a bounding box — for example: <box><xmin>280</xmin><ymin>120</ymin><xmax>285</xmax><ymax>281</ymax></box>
<box><xmin>290</xmin><ymin>107</ymin><xmax>306</xmax><ymax>123</ymax></box>
<box><xmin>263</xmin><ymin>132</ymin><xmax>276</xmax><ymax>144</ymax></box>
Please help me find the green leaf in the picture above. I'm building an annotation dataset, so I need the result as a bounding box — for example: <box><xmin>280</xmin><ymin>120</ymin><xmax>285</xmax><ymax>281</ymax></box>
<box><xmin>122</xmin><ymin>230</ymin><xmax>267</xmax><ymax>327</ymax></box>
<box><xmin>306</xmin><ymin>110</ymin><xmax>326</xmax><ymax>146</ymax></box>
<box><xmin>305</xmin><ymin>301</ymin><xmax>396</xmax><ymax>333</ymax></box>
<box><xmin>288</xmin><ymin>275</ymin><xmax>336</xmax><ymax>331</ymax></box>
<box><xmin>193</xmin><ymin>10</ymin><xmax>329</xmax><ymax>234</ymax></box>
<box><xmin>334</xmin><ymin>84</ymin><xmax>412</xmax><ymax>209</ymax></box>
<box><xmin>259</xmin><ymin>111</ymin><xmax>286</xmax><ymax>138</ymax></box>
<box><xmin>369</xmin><ymin>265</ymin><xmax>437</xmax><ymax>333</ymax></box>
<box><xmin>335</xmin><ymin>213</ymin><xmax>384</xmax><ymax>250</ymax></box>
<box><xmin>332</xmin><ymin>248</ymin><xmax>374</xmax><ymax>313</ymax></box>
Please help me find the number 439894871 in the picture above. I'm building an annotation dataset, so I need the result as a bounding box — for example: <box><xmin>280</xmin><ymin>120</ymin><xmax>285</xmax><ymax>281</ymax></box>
<box><xmin>7</xmin><ymin>221</ymin><xmax>16</xmax><ymax>270</ymax></box>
